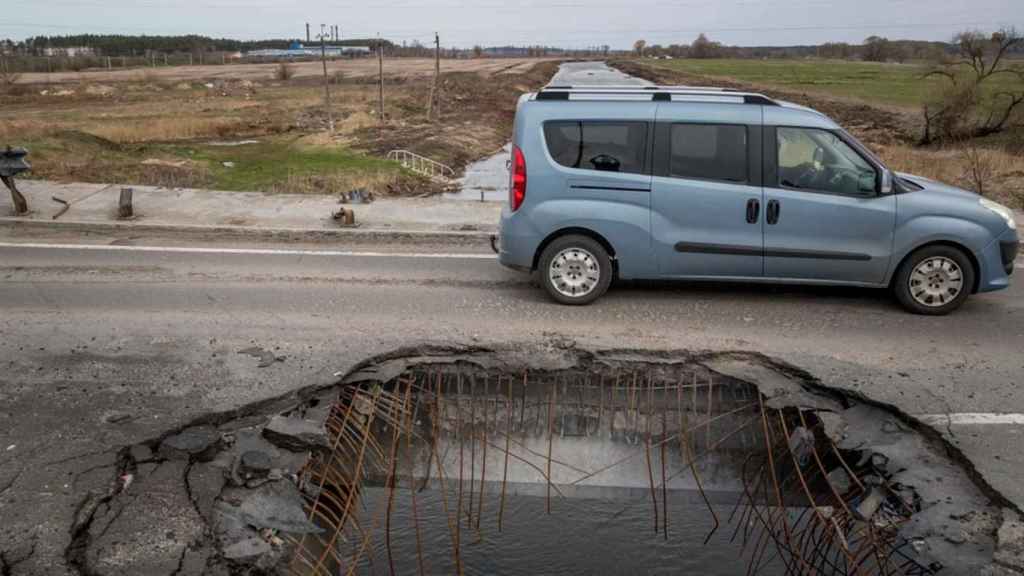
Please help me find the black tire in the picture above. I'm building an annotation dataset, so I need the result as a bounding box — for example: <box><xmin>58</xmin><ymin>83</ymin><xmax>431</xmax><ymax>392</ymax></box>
<box><xmin>537</xmin><ymin>235</ymin><xmax>613</xmax><ymax>305</ymax></box>
<box><xmin>893</xmin><ymin>245</ymin><xmax>975</xmax><ymax>315</ymax></box>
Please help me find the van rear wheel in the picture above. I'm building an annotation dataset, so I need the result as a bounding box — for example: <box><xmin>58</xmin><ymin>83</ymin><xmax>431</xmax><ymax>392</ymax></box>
<box><xmin>538</xmin><ymin>235</ymin><xmax>612</xmax><ymax>305</ymax></box>
<box><xmin>894</xmin><ymin>245</ymin><xmax>975</xmax><ymax>315</ymax></box>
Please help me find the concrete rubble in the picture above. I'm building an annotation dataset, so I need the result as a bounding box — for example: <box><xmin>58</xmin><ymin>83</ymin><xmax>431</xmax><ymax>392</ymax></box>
<box><xmin>66</xmin><ymin>411</ymin><xmax>323</xmax><ymax>575</ymax></box>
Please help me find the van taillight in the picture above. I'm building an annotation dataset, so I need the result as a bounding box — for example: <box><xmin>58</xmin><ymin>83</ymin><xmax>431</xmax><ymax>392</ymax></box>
<box><xmin>510</xmin><ymin>145</ymin><xmax>526</xmax><ymax>212</ymax></box>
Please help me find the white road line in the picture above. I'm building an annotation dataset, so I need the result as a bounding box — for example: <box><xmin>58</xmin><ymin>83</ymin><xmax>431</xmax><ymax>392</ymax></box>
<box><xmin>917</xmin><ymin>413</ymin><xmax>1024</xmax><ymax>426</ymax></box>
<box><xmin>0</xmin><ymin>242</ymin><xmax>497</xmax><ymax>259</ymax></box>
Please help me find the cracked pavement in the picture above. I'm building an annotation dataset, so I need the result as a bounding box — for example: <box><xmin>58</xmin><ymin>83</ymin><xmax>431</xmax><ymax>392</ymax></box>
<box><xmin>0</xmin><ymin>227</ymin><xmax>1023</xmax><ymax>574</ymax></box>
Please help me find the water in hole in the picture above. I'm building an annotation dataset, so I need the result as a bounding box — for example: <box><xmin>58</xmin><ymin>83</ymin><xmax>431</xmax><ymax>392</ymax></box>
<box><xmin>352</xmin><ymin>485</ymin><xmax>784</xmax><ymax>575</ymax></box>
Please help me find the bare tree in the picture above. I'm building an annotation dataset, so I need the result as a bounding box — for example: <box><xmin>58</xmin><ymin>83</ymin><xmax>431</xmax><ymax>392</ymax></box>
<box><xmin>0</xmin><ymin>58</ymin><xmax>20</xmax><ymax>90</ymax></box>
<box><xmin>862</xmin><ymin>36</ymin><xmax>892</xmax><ymax>62</ymax></box>
<box><xmin>921</xmin><ymin>28</ymin><xmax>1024</xmax><ymax>143</ymax></box>
<box><xmin>633</xmin><ymin>39</ymin><xmax>646</xmax><ymax>57</ymax></box>
<box><xmin>958</xmin><ymin>139</ymin><xmax>997</xmax><ymax>196</ymax></box>
<box><xmin>690</xmin><ymin>33</ymin><xmax>722</xmax><ymax>59</ymax></box>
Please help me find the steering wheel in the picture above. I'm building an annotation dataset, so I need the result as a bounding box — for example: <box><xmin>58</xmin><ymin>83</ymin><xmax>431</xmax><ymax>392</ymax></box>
<box><xmin>794</xmin><ymin>163</ymin><xmax>819</xmax><ymax>189</ymax></box>
<box><xmin>825</xmin><ymin>167</ymin><xmax>845</xmax><ymax>188</ymax></box>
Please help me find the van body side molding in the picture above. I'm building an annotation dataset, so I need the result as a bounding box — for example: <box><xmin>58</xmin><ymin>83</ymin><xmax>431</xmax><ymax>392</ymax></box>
<box><xmin>673</xmin><ymin>243</ymin><xmax>762</xmax><ymax>257</ymax></box>
<box><xmin>675</xmin><ymin>242</ymin><xmax>872</xmax><ymax>261</ymax></box>
<box><xmin>570</xmin><ymin>184</ymin><xmax>651</xmax><ymax>193</ymax></box>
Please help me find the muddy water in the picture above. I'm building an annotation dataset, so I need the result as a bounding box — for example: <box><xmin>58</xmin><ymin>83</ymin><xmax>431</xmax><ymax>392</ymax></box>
<box><xmin>445</xmin><ymin>62</ymin><xmax>652</xmax><ymax>203</ymax></box>
<box><xmin>342</xmin><ymin>372</ymin><xmax>785</xmax><ymax>575</ymax></box>
<box><xmin>444</xmin><ymin>143</ymin><xmax>511</xmax><ymax>202</ymax></box>
<box><xmin>354</xmin><ymin>487</ymin><xmax>783</xmax><ymax>575</ymax></box>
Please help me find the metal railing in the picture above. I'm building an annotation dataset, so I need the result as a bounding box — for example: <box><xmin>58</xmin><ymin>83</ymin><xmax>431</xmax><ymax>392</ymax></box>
<box><xmin>387</xmin><ymin>149</ymin><xmax>456</xmax><ymax>180</ymax></box>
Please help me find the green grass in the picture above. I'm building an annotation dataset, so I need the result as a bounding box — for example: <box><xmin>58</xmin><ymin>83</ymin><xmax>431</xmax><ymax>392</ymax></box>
<box><xmin>171</xmin><ymin>138</ymin><xmax>403</xmax><ymax>193</ymax></box>
<box><xmin>645</xmin><ymin>58</ymin><xmax>1023</xmax><ymax>109</ymax></box>
<box><xmin>18</xmin><ymin>131</ymin><xmax>408</xmax><ymax>194</ymax></box>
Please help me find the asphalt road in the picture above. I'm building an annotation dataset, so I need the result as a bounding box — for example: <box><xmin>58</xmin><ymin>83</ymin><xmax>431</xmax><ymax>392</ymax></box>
<box><xmin>1</xmin><ymin>231</ymin><xmax>1023</xmax><ymax>572</ymax></box>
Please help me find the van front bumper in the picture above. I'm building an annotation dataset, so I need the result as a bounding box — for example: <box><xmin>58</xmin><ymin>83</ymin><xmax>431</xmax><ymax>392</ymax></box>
<box><xmin>1001</xmin><ymin>239</ymin><xmax>1019</xmax><ymax>276</ymax></box>
<box><xmin>977</xmin><ymin>228</ymin><xmax>1018</xmax><ymax>293</ymax></box>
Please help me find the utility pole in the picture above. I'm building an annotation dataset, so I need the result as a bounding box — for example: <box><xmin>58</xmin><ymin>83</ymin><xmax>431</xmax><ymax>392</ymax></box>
<box><xmin>306</xmin><ymin>23</ymin><xmax>311</xmax><ymax>44</ymax></box>
<box><xmin>318</xmin><ymin>25</ymin><xmax>334</xmax><ymax>133</ymax></box>
<box><xmin>427</xmin><ymin>33</ymin><xmax>440</xmax><ymax>121</ymax></box>
<box><xmin>377</xmin><ymin>34</ymin><xmax>384</xmax><ymax>132</ymax></box>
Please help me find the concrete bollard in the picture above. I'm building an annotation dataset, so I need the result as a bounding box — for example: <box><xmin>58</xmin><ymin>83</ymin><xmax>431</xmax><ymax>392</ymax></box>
<box><xmin>118</xmin><ymin>187</ymin><xmax>133</xmax><ymax>219</ymax></box>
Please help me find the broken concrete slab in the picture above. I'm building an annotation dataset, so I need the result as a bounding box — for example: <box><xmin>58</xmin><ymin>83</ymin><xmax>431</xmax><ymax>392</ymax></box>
<box><xmin>85</xmin><ymin>460</ymin><xmax>204</xmax><ymax>576</ymax></box>
<box><xmin>995</xmin><ymin>509</ymin><xmax>1024</xmax><ymax>571</ymax></box>
<box><xmin>240</xmin><ymin>450</ymin><xmax>273</xmax><ymax>477</ymax></box>
<box><xmin>129</xmin><ymin>443</ymin><xmax>153</xmax><ymax>463</ymax></box>
<box><xmin>159</xmin><ymin>426</ymin><xmax>222</xmax><ymax>461</ymax></box>
<box><xmin>236</xmin><ymin>481</ymin><xmax>323</xmax><ymax>535</ymax></box>
<box><xmin>262</xmin><ymin>415</ymin><xmax>327</xmax><ymax>453</ymax></box>
<box><xmin>222</xmin><ymin>537</ymin><xmax>271</xmax><ymax>560</ymax></box>
<box><xmin>186</xmin><ymin>462</ymin><xmax>227</xmax><ymax>524</ymax></box>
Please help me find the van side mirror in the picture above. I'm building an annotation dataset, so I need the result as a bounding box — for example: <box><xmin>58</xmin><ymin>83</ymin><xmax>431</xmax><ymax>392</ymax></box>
<box><xmin>880</xmin><ymin>169</ymin><xmax>893</xmax><ymax>195</ymax></box>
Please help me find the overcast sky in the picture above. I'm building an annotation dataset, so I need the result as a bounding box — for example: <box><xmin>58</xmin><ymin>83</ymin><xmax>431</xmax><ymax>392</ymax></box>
<box><xmin>4</xmin><ymin>0</ymin><xmax>1022</xmax><ymax>49</ymax></box>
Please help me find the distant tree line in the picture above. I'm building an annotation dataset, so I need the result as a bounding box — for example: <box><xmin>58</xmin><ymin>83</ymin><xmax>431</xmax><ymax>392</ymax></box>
<box><xmin>630</xmin><ymin>33</ymin><xmax>1024</xmax><ymax>62</ymax></box>
<box><xmin>1</xmin><ymin>34</ymin><xmax>395</xmax><ymax>57</ymax></box>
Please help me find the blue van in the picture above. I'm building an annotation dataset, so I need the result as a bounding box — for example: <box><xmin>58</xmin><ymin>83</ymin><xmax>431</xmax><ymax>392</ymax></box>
<box><xmin>497</xmin><ymin>85</ymin><xmax>1018</xmax><ymax>314</ymax></box>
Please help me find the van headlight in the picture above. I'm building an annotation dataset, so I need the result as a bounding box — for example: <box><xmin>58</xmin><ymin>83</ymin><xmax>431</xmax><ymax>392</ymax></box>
<box><xmin>980</xmin><ymin>198</ymin><xmax>1016</xmax><ymax>230</ymax></box>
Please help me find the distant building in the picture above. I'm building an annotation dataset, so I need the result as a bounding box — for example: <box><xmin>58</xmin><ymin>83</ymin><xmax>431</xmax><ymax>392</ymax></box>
<box><xmin>246</xmin><ymin>46</ymin><xmax>371</xmax><ymax>59</ymax></box>
<box><xmin>43</xmin><ymin>46</ymin><xmax>95</xmax><ymax>57</ymax></box>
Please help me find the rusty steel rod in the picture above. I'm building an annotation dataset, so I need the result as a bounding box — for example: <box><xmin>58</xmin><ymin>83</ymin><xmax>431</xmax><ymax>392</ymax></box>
<box><xmin>497</xmin><ymin>374</ymin><xmax>516</xmax><ymax>532</ymax></box>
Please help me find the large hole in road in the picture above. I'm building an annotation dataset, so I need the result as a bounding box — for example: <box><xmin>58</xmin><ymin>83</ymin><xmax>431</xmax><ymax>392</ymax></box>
<box><xmin>71</xmin><ymin>347</ymin><xmax>1006</xmax><ymax>576</ymax></box>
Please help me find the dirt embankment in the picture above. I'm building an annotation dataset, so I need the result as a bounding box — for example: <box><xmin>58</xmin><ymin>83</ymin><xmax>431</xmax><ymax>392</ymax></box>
<box><xmin>0</xmin><ymin>59</ymin><xmax>561</xmax><ymax>198</ymax></box>
<box><xmin>354</xmin><ymin>60</ymin><xmax>561</xmax><ymax>174</ymax></box>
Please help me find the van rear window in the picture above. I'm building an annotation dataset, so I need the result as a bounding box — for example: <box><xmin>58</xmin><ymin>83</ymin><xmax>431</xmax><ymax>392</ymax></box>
<box><xmin>543</xmin><ymin>121</ymin><xmax>647</xmax><ymax>175</ymax></box>
<box><xmin>669</xmin><ymin>124</ymin><xmax>747</xmax><ymax>183</ymax></box>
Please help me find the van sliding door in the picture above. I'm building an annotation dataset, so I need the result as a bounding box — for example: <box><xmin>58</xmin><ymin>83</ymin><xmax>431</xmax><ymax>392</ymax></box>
<box><xmin>650</xmin><ymin>104</ymin><xmax>764</xmax><ymax>278</ymax></box>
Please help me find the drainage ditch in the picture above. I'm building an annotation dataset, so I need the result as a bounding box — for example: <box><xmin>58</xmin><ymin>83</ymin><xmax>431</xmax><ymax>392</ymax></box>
<box><xmin>68</xmin><ymin>347</ymin><xmax>1011</xmax><ymax>576</ymax></box>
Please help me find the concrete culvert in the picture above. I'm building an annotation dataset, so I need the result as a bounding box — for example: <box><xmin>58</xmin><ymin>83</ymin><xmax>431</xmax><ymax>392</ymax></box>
<box><xmin>73</xmin><ymin>347</ymin><xmax>1010</xmax><ymax>576</ymax></box>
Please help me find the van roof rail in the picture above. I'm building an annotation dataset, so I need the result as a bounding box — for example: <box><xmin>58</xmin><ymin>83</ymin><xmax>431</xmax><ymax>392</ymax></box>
<box><xmin>535</xmin><ymin>86</ymin><xmax>777</xmax><ymax>106</ymax></box>
<box><xmin>545</xmin><ymin>84</ymin><xmax>737</xmax><ymax>92</ymax></box>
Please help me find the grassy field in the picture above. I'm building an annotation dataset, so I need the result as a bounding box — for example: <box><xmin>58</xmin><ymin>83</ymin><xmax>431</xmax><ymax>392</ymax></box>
<box><xmin>0</xmin><ymin>59</ymin><xmax>558</xmax><ymax>197</ymax></box>
<box><xmin>642</xmin><ymin>58</ymin><xmax>1024</xmax><ymax>110</ymax></box>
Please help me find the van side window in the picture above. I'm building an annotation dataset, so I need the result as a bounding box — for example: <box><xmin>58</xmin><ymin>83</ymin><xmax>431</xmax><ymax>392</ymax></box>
<box><xmin>669</xmin><ymin>124</ymin><xmax>747</xmax><ymax>183</ymax></box>
<box><xmin>777</xmin><ymin>127</ymin><xmax>878</xmax><ymax>196</ymax></box>
<box><xmin>543</xmin><ymin>121</ymin><xmax>647</xmax><ymax>175</ymax></box>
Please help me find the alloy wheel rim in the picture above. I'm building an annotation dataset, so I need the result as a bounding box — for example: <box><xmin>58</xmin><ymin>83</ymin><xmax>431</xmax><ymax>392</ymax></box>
<box><xmin>549</xmin><ymin>247</ymin><xmax>600</xmax><ymax>298</ymax></box>
<box><xmin>909</xmin><ymin>256</ymin><xmax>963</xmax><ymax>308</ymax></box>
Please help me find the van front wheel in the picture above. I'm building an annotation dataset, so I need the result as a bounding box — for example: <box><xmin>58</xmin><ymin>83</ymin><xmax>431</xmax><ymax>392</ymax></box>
<box><xmin>538</xmin><ymin>235</ymin><xmax>612</xmax><ymax>305</ymax></box>
<box><xmin>893</xmin><ymin>245</ymin><xmax>975</xmax><ymax>315</ymax></box>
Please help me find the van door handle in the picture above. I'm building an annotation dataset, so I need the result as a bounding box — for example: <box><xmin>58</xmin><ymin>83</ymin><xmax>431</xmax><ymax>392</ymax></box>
<box><xmin>746</xmin><ymin>199</ymin><xmax>760</xmax><ymax>223</ymax></box>
<box><xmin>767</xmin><ymin>199</ymin><xmax>781</xmax><ymax>225</ymax></box>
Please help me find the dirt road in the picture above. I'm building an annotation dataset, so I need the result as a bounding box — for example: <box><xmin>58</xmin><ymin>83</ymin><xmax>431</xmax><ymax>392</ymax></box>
<box><xmin>15</xmin><ymin>57</ymin><xmax>552</xmax><ymax>85</ymax></box>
